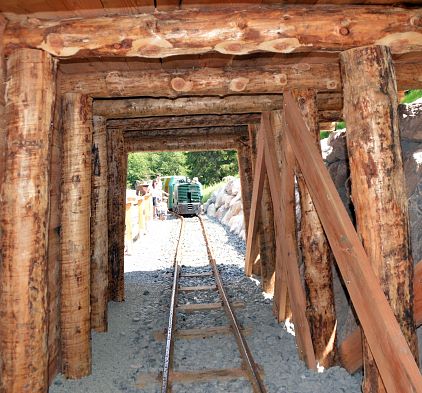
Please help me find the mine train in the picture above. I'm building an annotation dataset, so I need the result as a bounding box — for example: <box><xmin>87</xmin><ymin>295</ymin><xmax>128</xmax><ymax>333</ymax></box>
<box><xmin>162</xmin><ymin>176</ymin><xmax>202</xmax><ymax>215</ymax></box>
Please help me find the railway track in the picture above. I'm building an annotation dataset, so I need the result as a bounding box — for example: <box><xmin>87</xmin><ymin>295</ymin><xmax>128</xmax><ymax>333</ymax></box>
<box><xmin>160</xmin><ymin>214</ymin><xmax>267</xmax><ymax>393</ymax></box>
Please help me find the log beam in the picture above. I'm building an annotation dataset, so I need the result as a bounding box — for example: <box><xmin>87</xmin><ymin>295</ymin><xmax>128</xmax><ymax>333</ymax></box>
<box><xmin>236</xmin><ymin>141</ymin><xmax>254</xmax><ymax>237</ymax></box>
<box><xmin>109</xmin><ymin>114</ymin><xmax>261</xmax><ymax>131</ymax></box>
<box><xmin>341</xmin><ymin>45</ymin><xmax>418</xmax><ymax>393</ymax></box>
<box><xmin>107</xmin><ymin>129</ymin><xmax>127</xmax><ymax>301</ymax></box>
<box><xmin>91</xmin><ymin>116</ymin><xmax>109</xmax><ymax>332</ymax></box>
<box><xmin>0</xmin><ymin>48</ymin><xmax>56</xmax><ymax>393</ymax></box>
<box><xmin>93</xmin><ymin>94</ymin><xmax>341</xmax><ymax>119</ymax></box>
<box><xmin>61</xmin><ymin>93</ymin><xmax>92</xmax><ymax>379</ymax></box>
<box><xmin>124</xmin><ymin>126</ymin><xmax>247</xmax><ymax>139</ymax></box>
<box><xmin>125</xmin><ymin>134</ymin><xmax>245</xmax><ymax>152</ymax></box>
<box><xmin>61</xmin><ymin>62</ymin><xmax>422</xmax><ymax>98</ymax></box>
<box><xmin>59</xmin><ymin>63</ymin><xmax>341</xmax><ymax>96</ymax></box>
<box><xmin>4</xmin><ymin>6</ymin><xmax>422</xmax><ymax>57</ymax></box>
<box><xmin>0</xmin><ymin>16</ymin><xmax>6</xmax><ymax>185</ymax></box>
<box><xmin>292</xmin><ymin>89</ymin><xmax>337</xmax><ymax>368</ymax></box>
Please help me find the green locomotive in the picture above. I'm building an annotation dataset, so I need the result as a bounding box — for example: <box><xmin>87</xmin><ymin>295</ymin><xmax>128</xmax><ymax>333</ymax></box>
<box><xmin>162</xmin><ymin>176</ymin><xmax>202</xmax><ymax>215</ymax></box>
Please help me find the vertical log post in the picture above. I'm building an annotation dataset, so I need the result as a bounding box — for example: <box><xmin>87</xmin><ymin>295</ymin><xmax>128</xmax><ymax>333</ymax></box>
<box><xmin>0</xmin><ymin>48</ymin><xmax>56</xmax><ymax>393</ymax></box>
<box><xmin>107</xmin><ymin>128</ymin><xmax>127</xmax><ymax>302</ymax></box>
<box><xmin>341</xmin><ymin>45</ymin><xmax>418</xmax><ymax>392</ymax></box>
<box><xmin>247</xmin><ymin>124</ymin><xmax>262</xmax><ymax>277</ymax></box>
<box><xmin>61</xmin><ymin>93</ymin><xmax>93</xmax><ymax>378</ymax></box>
<box><xmin>0</xmin><ymin>16</ymin><xmax>6</xmax><ymax>185</ymax></box>
<box><xmin>48</xmin><ymin>94</ymin><xmax>63</xmax><ymax>382</ymax></box>
<box><xmin>292</xmin><ymin>89</ymin><xmax>338</xmax><ymax>368</ymax></box>
<box><xmin>91</xmin><ymin>116</ymin><xmax>109</xmax><ymax>332</ymax></box>
<box><xmin>237</xmin><ymin>141</ymin><xmax>253</xmax><ymax>237</ymax></box>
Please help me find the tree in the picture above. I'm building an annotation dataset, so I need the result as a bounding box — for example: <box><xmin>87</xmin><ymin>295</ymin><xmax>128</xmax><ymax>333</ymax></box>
<box><xmin>185</xmin><ymin>150</ymin><xmax>238</xmax><ymax>186</ymax></box>
<box><xmin>127</xmin><ymin>152</ymin><xmax>149</xmax><ymax>188</ymax></box>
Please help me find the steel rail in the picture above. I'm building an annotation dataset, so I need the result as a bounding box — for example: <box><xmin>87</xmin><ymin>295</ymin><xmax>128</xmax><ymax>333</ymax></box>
<box><xmin>161</xmin><ymin>214</ymin><xmax>185</xmax><ymax>393</ymax></box>
<box><xmin>198</xmin><ymin>216</ymin><xmax>267</xmax><ymax>393</ymax></box>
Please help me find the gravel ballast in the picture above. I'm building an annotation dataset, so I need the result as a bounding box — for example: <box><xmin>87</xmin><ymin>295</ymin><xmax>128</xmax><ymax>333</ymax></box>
<box><xmin>51</xmin><ymin>215</ymin><xmax>361</xmax><ymax>393</ymax></box>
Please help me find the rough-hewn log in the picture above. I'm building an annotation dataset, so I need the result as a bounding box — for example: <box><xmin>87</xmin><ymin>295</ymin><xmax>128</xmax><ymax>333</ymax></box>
<box><xmin>61</xmin><ymin>61</ymin><xmax>422</xmax><ymax>98</ymax></box>
<box><xmin>48</xmin><ymin>93</ymin><xmax>63</xmax><ymax>383</ymax></box>
<box><xmin>4</xmin><ymin>6</ymin><xmax>422</xmax><ymax>57</ymax></box>
<box><xmin>94</xmin><ymin>94</ymin><xmax>341</xmax><ymax>119</ymax></box>
<box><xmin>91</xmin><ymin>116</ymin><xmax>109</xmax><ymax>332</ymax></box>
<box><xmin>61</xmin><ymin>93</ymin><xmax>92</xmax><ymax>379</ymax></box>
<box><xmin>341</xmin><ymin>45</ymin><xmax>418</xmax><ymax>393</ymax></box>
<box><xmin>236</xmin><ymin>141</ymin><xmax>253</xmax><ymax>236</ymax></box>
<box><xmin>59</xmin><ymin>63</ymin><xmax>341</xmax><ymax>96</ymax></box>
<box><xmin>292</xmin><ymin>89</ymin><xmax>337</xmax><ymax>368</ymax></box>
<box><xmin>125</xmin><ymin>134</ymin><xmax>244</xmax><ymax>152</ymax></box>
<box><xmin>0</xmin><ymin>16</ymin><xmax>6</xmax><ymax>185</ymax></box>
<box><xmin>262</xmin><ymin>111</ymin><xmax>316</xmax><ymax>369</ymax></box>
<box><xmin>109</xmin><ymin>114</ymin><xmax>260</xmax><ymax>131</ymax></box>
<box><xmin>283</xmin><ymin>89</ymin><xmax>422</xmax><ymax>393</ymax></box>
<box><xmin>0</xmin><ymin>48</ymin><xmax>56</xmax><ymax>393</ymax></box>
<box><xmin>108</xmin><ymin>129</ymin><xmax>127</xmax><ymax>301</ymax></box>
<box><xmin>124</xmin><ymin>125</ymin><xmax>247</xmax><ymax>139</ymax></box>
<box><xmin>246</xmin><ymin>124</ymin><xmax>262</xmax><ymax>278</ymax></box>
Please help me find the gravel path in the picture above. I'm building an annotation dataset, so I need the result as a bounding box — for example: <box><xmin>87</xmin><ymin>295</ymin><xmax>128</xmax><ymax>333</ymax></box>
<box><xmin>50</xmin><ymin>214</ymin><xmax>361</xmax><ymax>393</ymax></box>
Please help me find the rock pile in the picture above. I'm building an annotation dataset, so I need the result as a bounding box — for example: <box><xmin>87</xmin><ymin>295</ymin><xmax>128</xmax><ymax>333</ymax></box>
<box><xmin>203</xmin><ymin>176</ymin><xmax>246</xmax><ymax>240</ymax></box>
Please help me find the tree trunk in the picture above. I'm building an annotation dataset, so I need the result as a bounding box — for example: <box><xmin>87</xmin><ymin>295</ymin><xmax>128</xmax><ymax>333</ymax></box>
<box><xmin>91</xmin><ymin>116</ymin><xmax>109</xmax><ymax>332</ymax></box>
<box><xmin>292</xmin><ymin>89</ymin><xmax>337</xmax><ymax>368</ymax></box>
<box><xmin>47</xmin><ymin>93</ymin><xmax>63</xmax><ymax>383</ymax></box>
<box><xmin>108</xmin><ymin>129</ymin><xmax>127</xmax><ymax>302</ymax></box>
<box><xmin>60</xmin><ymin>93</ymin><xmax>93</xmax><ymax>379</ymax></box>
<box><xmin>340</xmin><ymin>45</ymin><xmax>418</xmax><ymax>393</ymax></box>
<box><xmin>0</xmin><ymin>48</ymin><xmax>56</xmax><ymax>393</ymax></box>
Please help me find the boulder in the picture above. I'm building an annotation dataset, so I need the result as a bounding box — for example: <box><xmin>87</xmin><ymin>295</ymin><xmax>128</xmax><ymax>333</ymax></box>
<box><xmin>399</xmin><ymin>103</ymin><xmax>422</xmax><ymax>141</ymax></box>
<box><xmin>207</xmin><ymin>203</ymin><xmax>216</xmax><ymax>217</ymax></box>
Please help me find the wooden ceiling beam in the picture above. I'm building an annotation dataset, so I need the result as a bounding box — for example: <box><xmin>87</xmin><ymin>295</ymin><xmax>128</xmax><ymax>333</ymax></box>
<box><xmin>4</xmin><ymin>6</ymin><xmax>422</xmax><ymax>58</ymax></box>
<box><xmin>58</xmin><ymin>61</ymin><xmax>421</xmax><ymax>98</ymax></box>
<box><xmin>94</xmin><ymin>93</ymin><xmax>343</xmax><ymax>119</ymax></box>
<box><xmin>123</xmin><ymin>125</ymin><xmax>248</xmax><ymax>138</ymax></box>
<box><xmin>109</xmin><ymin>113</ymin><xmax>261</xmax><ymax>130</ymax></box>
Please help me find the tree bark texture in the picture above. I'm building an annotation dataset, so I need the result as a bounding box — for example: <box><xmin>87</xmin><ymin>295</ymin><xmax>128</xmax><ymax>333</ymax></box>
<box><xmin>4</xmin><ymin>6</ymin><xmax>422</xmax><ymax>57</ymax></box>
<box><xmin>236</xmin><ymin>141</ymin><xmax>253</xmax><ymax>236</ymax></box>
<box><xmin>108</xmin><ymin>113</ymin><xmax>260</xmax><ymax>131</ymax></box>
<box><xmin>60</xmin><ymin>93</ymin><xmax>93</xmax><ymax>379</ymax></box>
<box><xmin>59</xmin><ymin>63</ymin><xmax>341</xmax><ymax>96</ymax></box>
<box><xmin>60</xmin><ymin>62</ymin><xmax>422</xmax><ymax>98</ymax></box>
<box><xmin>125</xmin><ymin>134</ymin><xmax>245</xmax><ymax>153</ymax></box>
<box><xmin>292</xmin><ymin>89</ymin><xmax>337</xmax><ymax>368</ymax></box>
<box><xmin>91</xmin><ymin>116</ymin><xmax>109</xmax><ymax>332</ymax></box>
<box><xmin>0</xmin><ymin>16</ymin><xmax>6</xmax><ymax>186</ymax></box>
<box><xmin>47</xmin><ymin>93</ymin><xmax>63</xmax><ymax>383</ymax></box>
<box><xmin>93</xmin><ymin>94</ymin><xmax>340</xmax><ymax>119</ymax></box>
<box><xmin>0</xmin><ymin>48</ymin><xmax>56</xmax><ymax>393</ymax></box>
<box><xmin>341</xmin><ymin>45</ymin><xmax>418</xmax><ymax>393</ymax></box>
<box><xmin>108</xmin><ymin>128</ymin><xmax>127</xmax><ymax>302</ymax></box>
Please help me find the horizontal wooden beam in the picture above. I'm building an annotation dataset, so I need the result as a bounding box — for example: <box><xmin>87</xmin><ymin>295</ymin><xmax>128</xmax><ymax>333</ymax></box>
<box><xmin>94</xmin><ymin>94</ymin><xmax>342</xmax><ymax>119</ymax></box>
<box><xmin>59</xmin><ymin>64</ymin><xmax>341</xmax><ymax>96</ymax></box>
<box><xmin>4</xmin><ymin>6</ymin><xmax>422</xmax><ymax>58</ymax></box>
<box><xmin>125</xmin><ymin>133</ymin><xmax>245</xmax><ymax>152</ymax></box>
<box><xmin>123</xmin><ymin>125</ymin><xmax>247</xmax><ymax>138</ymax></box>
<box><xmin>61</xmin><ymin>62</ymin><xmax>421</xmax><ymax>98</ymax></box>
<box><xmin>109</xmin><ymin>114</ymin><xmax>261</xmax><ymax>131</ymax></box>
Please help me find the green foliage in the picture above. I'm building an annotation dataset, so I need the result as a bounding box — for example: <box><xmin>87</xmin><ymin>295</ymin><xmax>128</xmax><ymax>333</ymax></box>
<box><xmin>126</xmin><ymin>152</ymin><xmax>187</xmax><ymax>188</ymax></box>
<box><xmin>320</xmin><ymin>131</ymin><xmax>330</xmax><ymax>140</ymax></box>
<box><xmin>185</xmin><ymin>150</ymin><xmax>239</xmax><ymax>186</ymax></box>
<box><xmin>335</xmin><ymin>121</ymin><xmax>346</xmax><ymax>130</ymax></box>
<box><xmin>401</xmin><ymin>90</ymin><xmax>422</xmax><ymax>104</ymax></box>
<box><xmin>202</xmin><ymin>180</ymin><xmax>226</xmax><ymax>202</ymax></box>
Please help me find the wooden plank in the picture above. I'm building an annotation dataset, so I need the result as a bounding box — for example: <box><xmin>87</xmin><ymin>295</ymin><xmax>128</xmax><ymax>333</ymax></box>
<box><xmin>261</xmin><ymin>111</ymin><xmax>316</xmax><ymax>370</ymax></box>
<box><xmin>181</xmin><ymin>271</ymin><xmax>213</xmax><ymax>278</ymax></box>
<box><xmin>153</xmin><ymin>325</ymin><xmax>252</xmax><ymax>340</ymax></box>
<box><xmin>179</xmin><ymin>285</ymin><xmax>217</xmax><ymax>292</ymax></box>
<box><xmin>339</xmin><ymin>258</ymin><xmax>422</xmax><ymax>374</ymax></box>
<box><xmin>283</xmin><ymin>91</ymin><xmax>422</xmax><ymax>393</ymax></box>
<box><xmin>4</xmin><ymin>7</ymin><xmax>422</xmax><ymax>57</ymax></box>
<box><xmin>245</xmin><ymin>128</ymin><xmax>266</xmax><ymax>276</ymax></box>
<box><xmin>177</xmin><ymin>301</ymin><xmax>245</xmax><ymax>312</ymax></box>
